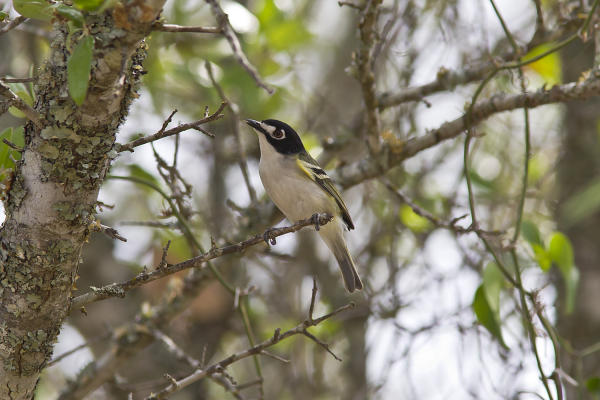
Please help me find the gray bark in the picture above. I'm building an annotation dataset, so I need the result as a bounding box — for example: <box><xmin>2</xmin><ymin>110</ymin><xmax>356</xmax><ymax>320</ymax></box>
<box><xmin>0</xmin><ymin>3</ymin><xmax>164</xmax><ymax>398</ymax></box>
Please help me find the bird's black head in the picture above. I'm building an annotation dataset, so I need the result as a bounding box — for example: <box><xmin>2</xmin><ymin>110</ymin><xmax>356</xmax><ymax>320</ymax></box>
<box><xmin>245</xmin><ymin>119</ymin><xmax>306</xmax><ymax>155</ymax></box>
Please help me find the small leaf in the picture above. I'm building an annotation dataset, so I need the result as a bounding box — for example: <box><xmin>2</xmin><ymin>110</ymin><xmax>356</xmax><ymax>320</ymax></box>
<box><xmin>532</xmin><ymin>244</ymin><xmax>552</xmax><ymax>272</ymax></box>
<box><xmin>0</xmin><ymin>126</ymin><xmax>25</xmax><ymax>170</ymax></box>
<box><xmin>524</xmin><ymin>43</ymin><xmax>562</xmax><ymax>85</ymax></box>
<box><xmin>521</xmin><ymin>220</ymin><xmax>543</xmax><ymax>246</ymax></box>
<box><xmin>587</xmin><ymin>377</ymin><xmax>600</xmax><ymax>393</ymax></box>
<box><xmin>564</xmin><ymin>266</ymin><xmax>579</xmax><ymax>314</ymax></box>
<box><xmin>67</xmin><ymin>35</ymin><xmax>94</xmax><ymax>106</ymax></box>
<box><xmin>54</xmin><ymin>4</ymin><xmax>84</xmax><ymax>26</ymax></box>
<box><xmin>472</xmin><ymin>285</ymin><xmax>507</xmax><ymax>348</ymax></box>
<box><xmin>72</xmin><ymin>0</ymin><xmax>105</xmax><ymax>11</ymax></box>
<box><xmin>399</xmin><ymin>204</ymin><xmax>431</xmax><ymax>233</ymax></box>
<box><xmin>548</xmin><ymin>232</ymin><xmax>574</xmax><ymax>274</ymax></box>
<box><xmin>127</xmin><ymin>164</ymin><xmax>160</xmax><ymax>187</ymax></box>
<box><xmin>482</xmin><ymin>262</ymin><xmax>504</xmax><ymax>314</ymax></box>
<box><xmin>0</xmin><ymin>11</ymin><xmax>9</xmax><ymax>21</ymax></box>
<box><xmin>13</xmin><ymin>0</ymin><xmax>53</xmax><ymax>20</ymax></box>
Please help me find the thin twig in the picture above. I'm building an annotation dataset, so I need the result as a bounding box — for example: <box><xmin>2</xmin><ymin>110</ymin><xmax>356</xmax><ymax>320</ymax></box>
<box><xmin>116</xmin><ymin>103</ymin><xmax>225</xmax><ymax>152</ymax></box>
<box><xmin>0</xmin><ymin>16</ymin><xmax>27</xmax><ymax>35</ymax></box>
<box><xmin>205</xmin><ymin>0</ymin><xmax>274</xmax><ymax>94</ymax></box>
<box><xmin>0</xmin><ymin>76</ymin><xmax>35</xmax><ymax>83</ymax></box>
<box><xmin>146</xmin><ymin>291</ymin><xmax>354</xmax><ymax>399</ymax></box>
<box><xmin>71</xmin><ymin>213</ymin><xmax>334</xmax><ymax>309</ymax></box>
<box><xmin>0</xmin><ymin>81</ymin><xmax>42</xmax><ymax>127</ymax></box>
<box><xmin>152</xmin><ymin>22</ymin><xmax>222</xmax><ymax>33</ymax></box>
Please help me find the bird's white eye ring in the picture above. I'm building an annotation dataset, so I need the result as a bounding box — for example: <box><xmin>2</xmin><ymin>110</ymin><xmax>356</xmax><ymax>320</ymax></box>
<box><xmin>271</xmin><ymin>129</ymin><xmax>285</xmax><ymax>139</ymax></box>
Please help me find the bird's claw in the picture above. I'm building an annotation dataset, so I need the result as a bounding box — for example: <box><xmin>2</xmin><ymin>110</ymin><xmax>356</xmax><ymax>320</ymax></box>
<box><xmin>263</xmin><ymin>228</ymin><xmax>277</xmax><ymax>246</ymax></box>
<box><xmin>311</xmin><ymin>213</ymin><xmax>321</xmax><ymax>231</ymax></box>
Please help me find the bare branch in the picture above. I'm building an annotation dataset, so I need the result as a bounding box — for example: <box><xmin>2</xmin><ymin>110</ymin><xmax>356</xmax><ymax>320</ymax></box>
<box><xmin>205</xmin><ymin>0</ymin><xmax>274</xmax><ymax>94</ymax></box>
<box><xmin>338</xmin><ymin>76</ymin><xmax>600</xmax><ymax>189</ymax></box>
<box><xmin>147</xmin><ymin>294</ymin><xmax>354</xmax><ymax>399</ymax></box>
<box><xmin>0</xmin><ymin>76</ymin><xmax>36</xmax><ymax>83</ymax></box>
<box><xmin>90</xmin><ymin>221</ymin><xmax>128</xmax><ymax>242</ymax></box>
<box><xmin>152</xmin><ymin>22</ymin><xmax>222</xmax><ymax>33</ymax></box>
<box><xmin>0</xmin><ymin>81</ymin><xmax>43</xmax><ymax>127</ymax></box>
<box><xmin>116</xmin><ymin>103</ymin><xmax>226</xmax><ymax>152</ymax></box>
<box><xmin>70</xmin><ymin>213</ymin><xmax>334</xmax><ymax>309</ymax></box>
<box><xmin>0</xmin><ymin>16</ymin><xmax>27</xmax><ymax>35</ymax></box>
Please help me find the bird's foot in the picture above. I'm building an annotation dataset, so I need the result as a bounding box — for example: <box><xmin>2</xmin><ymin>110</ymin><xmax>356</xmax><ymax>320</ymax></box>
<box><xmin>263</xmin><ymin>228</ymin><xmax>277</xmax><ymax>246</ymax></box>
<box><xmin>311</xmin><ymin>213</ymin><xmax>322</xmax><ymax>231</ymax></box>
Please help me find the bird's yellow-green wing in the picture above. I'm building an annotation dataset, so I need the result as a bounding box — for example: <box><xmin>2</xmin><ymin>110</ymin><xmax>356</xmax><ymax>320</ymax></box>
<box><xmin>296</xmin><ymin>152</ymin><xmax>355</xmax><ymax>230</ymax></box>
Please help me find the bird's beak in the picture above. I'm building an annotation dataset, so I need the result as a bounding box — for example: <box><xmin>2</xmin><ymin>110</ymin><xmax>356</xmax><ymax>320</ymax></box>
<box><xmin>245</xmin><ymin>119</ymin><xmax>261</xmax><ymax>131</ymax></box>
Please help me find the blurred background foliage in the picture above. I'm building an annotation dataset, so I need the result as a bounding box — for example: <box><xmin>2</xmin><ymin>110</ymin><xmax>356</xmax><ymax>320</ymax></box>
<box><xmin>2</xmin><ymin>0</ymin><xmax>600</xmax><ymax>399</ymax></box>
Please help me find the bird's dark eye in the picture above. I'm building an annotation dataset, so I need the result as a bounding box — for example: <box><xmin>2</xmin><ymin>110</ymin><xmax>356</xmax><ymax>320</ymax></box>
<box><xmin>272</xmin><ymin>129</ymin><xmax>285</xmax><ymax>139</ymax></box>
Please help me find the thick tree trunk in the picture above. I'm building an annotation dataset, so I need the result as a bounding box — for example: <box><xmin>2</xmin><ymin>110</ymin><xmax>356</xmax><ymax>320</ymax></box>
<box><xmin>0</xmin><ymin>3</ymin><xmax>164</xmax><ymax>398</ymax></box>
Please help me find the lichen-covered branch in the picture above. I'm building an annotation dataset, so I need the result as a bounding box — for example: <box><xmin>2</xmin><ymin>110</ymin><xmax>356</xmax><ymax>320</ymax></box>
<box><xmin>0</xmin><ymin>15</ymin><xmax>27</xmax><ymax>35</ymax></box>
<box><xmin>0</xmin><ymin>81</ymin><xmax>43</xmax><ymax>127</ymax></box>
<box><xmin>71</xmin><ymin>213</ymin><xmax>333</xmax><ymax>309</ymax></box>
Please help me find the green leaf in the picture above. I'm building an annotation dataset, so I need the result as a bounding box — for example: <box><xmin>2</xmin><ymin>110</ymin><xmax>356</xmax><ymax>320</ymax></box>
<box><xmin>13</xmin><ymin>0</ymin><xmax>53</xmax><ymax>21</ymax></box>
<box><xmin>0</xmin><ymin>11</ymin><xmax>9</xmax><ymax>22</ymax></box>
<box><xmin>72</xmin><ymin>0</ymin><xmax>104</xmax><ymax>11</ymax></box>
<box><xmin>482</xmin><ymin>262</ymin><xmax>504</xmax><ymax>314</ymax></box>
<box><xmin>473</xmin><ymin>285</ymin><xmax>507</xmax><ymax>348</ymax></box>
<box><xmin>521</xmin><ymin>220</ymin><xmax>543</xmax><ymax>246</ymax></box>
<box><xmin>127</xmin><ymin>164</ymin><xmax>160</xmax><ymax>187</ymax></box>
<box><xmin>587</xmin><ymin>377</ymin><xmax>600</xmax><ymax>393</ymax></box>
<box><xmin>561</xmin><ymin>178</ymin><xmax>600</xmax><ymax>227</ymax></box>
<box><xmin>532</xmin><ymin>244</ymin><xmax>552</xmax><ymax>272</ymax></box>
<box><xmin>399</xmin><ymin>204</ymin><xmax>431</xmax><ymax>233</ymax></box>
<box><xmin>548</xmin><ymin>232</ymin><xmax>574</xmax><ymax>274</ymax></box>
<box><xmin>524</xmin><ymin>43</ymin><xmax>562</xmax><ymax>85</ymax></box>
<box><xmin>54</xmin><ymin>4</ymin><xmax>84</xmax><ymax>26</ymax></box>
<box><xmin>67</xmin><ymin>35</ymin><xmax>94</xmax><ymax>106</ymax></box>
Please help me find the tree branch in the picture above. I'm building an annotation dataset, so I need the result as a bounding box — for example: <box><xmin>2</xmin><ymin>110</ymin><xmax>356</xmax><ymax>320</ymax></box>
<box><xmin>146</xmin><ymin>281</ymin><xmax>354</xmax><ymax>399</ymax></box>
<box><xmin>205</xmin><ymin>0</ymin><xmax>274</xmax><ymax>94</ymax></box>
<box><xmin>70</xmin><ymin>213</ymin><xmax>334</xmax><ymax>309</ymax></box>
<box><xmin>116</xmin><ymin>102</ymin><xmax>226</xmax><ymax>152</ymax></box>
<box><xmin>0</xmin><ymin>81</ymin><xmax>43</xmax><ymax>127</ymax></box>
<box><xmin>355</xmin><ymin>0</ymin><xmax>382</xmax><ymax>151</ymax></box>
<box><xmin>0</xmin><ymin>15</ymin><xmax>27</xmax><ymax>35</ymax></box>
<box><xmin>338</xmin><ymin>76</ymin><xmax>600</xmax><ymax>189</ymax></box>
<box><xmin>152</xmin><ymin>22</ymin><xmax>222</xmax><ymax>33</ymax></box>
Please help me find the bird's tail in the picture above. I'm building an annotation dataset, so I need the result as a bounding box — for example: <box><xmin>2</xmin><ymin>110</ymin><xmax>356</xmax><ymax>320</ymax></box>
<box><xmin>319</xmin><ymin>224</ymin><xmax>363</xmax><ymax>293</ymax></box>
<box><xmin>333</xmin><ymin>243</ymin><xmax>363</xmax><ymax>293</ymax></box>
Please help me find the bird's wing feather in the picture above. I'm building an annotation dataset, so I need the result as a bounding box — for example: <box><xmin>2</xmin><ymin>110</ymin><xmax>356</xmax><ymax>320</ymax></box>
<box><xmin>296</xmin><ymin>152</ymin><xmax>354</xmax><ymax>230</ymax></box>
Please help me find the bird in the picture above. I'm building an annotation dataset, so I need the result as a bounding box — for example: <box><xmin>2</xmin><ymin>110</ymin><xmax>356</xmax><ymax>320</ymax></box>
<box><xmin>245</xmin><ymin>118</ymin><xmax>363</xmax><ymax>293</ymax></box>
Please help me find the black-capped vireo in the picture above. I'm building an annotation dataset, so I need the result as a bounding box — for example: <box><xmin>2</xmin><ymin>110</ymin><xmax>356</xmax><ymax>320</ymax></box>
<box><xmin>246</xmin><ymin>119</ymin><xmax>363</xmax><ymax>293</ymax></box>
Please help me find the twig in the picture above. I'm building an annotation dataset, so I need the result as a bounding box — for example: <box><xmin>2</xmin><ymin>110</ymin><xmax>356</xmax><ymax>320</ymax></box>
<box><xmin>205</xmin><ymin>61</ymin><xmax>257</xmax><ymax>202</ymax></box>
<box><xmin>2</xmin><ymin>138</ymin><xmax>24</xmax><ymax>152</ymax></box>
<box><xmin>70</xmin><ymin>213</ymin><xmax>334</xmax><ymax>309</ymax></box>
<box><xmin>0</xmin><ymin>16</ymin><xmax>27</xmax><ymax>35</ymax></box>
<box><xmin>116</xmin><ymin>103</ymin><xmax>226</xmax><ymax>152</ymax></box>
<box><xmin>90</xmin><ymin>221</ymin><xmax>128</xmax><ymax>242</ymax></box>
<box><xmin>152</xmin><ymin>22</ymin><xmax>222</xmax><ymax>33</ymax></box>
<box><xmin>0</xmin><ymin>81</ymin><xmax>43</xmax><ymax>127</ymax></box>
<box><xmin>205</xmin><ymin>0</ymin><xmax>274</xmax><ymax>94</ymax></box>
<box><xmin>338</xmin><ymin>1</ymin><xmax>364</xmax><ymax>10</ymax></box>
<box><xmin>0</xmin><ymin>76</ymin><xmax>35</xmax><ymax>83</ymax></box>
<box><xmin>146</xmin><ymin>290</ymin><xmax>354</xmax><ymax>399</ymax></box>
